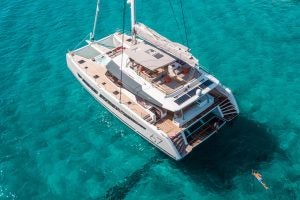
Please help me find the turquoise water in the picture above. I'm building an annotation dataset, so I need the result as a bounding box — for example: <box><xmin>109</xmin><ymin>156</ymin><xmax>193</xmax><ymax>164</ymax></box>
<box><xmin>1</xmin><ymin>0</ymin><xmax>299</xmax><ymax>199</ymax></box>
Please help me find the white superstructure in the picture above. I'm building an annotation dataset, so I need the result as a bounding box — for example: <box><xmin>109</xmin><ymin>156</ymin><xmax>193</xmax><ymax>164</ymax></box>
<box><xmin>66</xmin><ymin>0</ymin><xmax>239</xmax><ymax>160</ymax></box>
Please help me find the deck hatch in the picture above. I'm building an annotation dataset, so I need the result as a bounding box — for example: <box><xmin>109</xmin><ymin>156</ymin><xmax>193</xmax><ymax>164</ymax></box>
<box><xmin>78</xmin><ymin>60</ymin><xmax>85</xmax><ymax>64</ymax></box>
<box><xmin>153</xmin><ymin>53</ymin><xmax>164</xmax><ymax>59</ymax></box>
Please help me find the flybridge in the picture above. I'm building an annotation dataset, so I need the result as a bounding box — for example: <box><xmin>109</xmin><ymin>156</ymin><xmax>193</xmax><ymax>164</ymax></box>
<box><xmin>134</xmin><ymin>23</ymin><xmax>199</xmax><ymax>67</ymax></box>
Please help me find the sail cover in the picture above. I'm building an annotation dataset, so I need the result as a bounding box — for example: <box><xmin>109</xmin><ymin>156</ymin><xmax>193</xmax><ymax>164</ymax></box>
<box><xmin>134</xmin><ymin>23</ymin><xmax>199</xmax><ymax>67</ymax></box>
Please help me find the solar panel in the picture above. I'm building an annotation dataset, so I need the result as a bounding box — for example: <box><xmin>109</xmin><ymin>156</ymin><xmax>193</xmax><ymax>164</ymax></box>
<box><xmin>187</xmin><ymin>87</ymin><xmax>198</xmax><ymax>96</ymax></box>
<box><xmin>199</xmin><ymin>79</ymin><xmax>213</xmax><ymax>89</ymax></box>
<box><xmin>174</xmin><ymin>80</ymin><xmax>214</xmax><ymax>105</ymax></box>
<box><xmin>175</xmin><ymin>87</ymin><xmax>199</xmax><ymax>105</ymax></box>
<box><xmin>174</xmin><ymin>94</ymin><xmax>190</xmax><ymax>105</ymax></box>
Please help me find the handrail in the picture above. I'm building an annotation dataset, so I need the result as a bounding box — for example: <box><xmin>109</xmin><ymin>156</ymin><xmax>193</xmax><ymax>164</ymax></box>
<box><xmin>187</xmin><ymin>117</ymin><xmax>225</xmax><ymax>145</ymax></box>
<box><xmin>181</xmin><ymin>96</ymin><xmax>226</xmax><ymax>128</ymax></box>
<box><xmin>186</xmin><ymin>116</ymin><xmax>223</xmax><ymax>139</ymax></box>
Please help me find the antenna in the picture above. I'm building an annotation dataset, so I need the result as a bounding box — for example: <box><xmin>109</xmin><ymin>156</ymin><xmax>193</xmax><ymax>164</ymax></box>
<box><xmin>90</xmin><ymin>0</ymin><xmax>101</xmax><ymax>42</ymax></box>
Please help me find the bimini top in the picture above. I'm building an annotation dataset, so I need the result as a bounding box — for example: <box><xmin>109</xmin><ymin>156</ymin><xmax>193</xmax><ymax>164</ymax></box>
<box><xmin>134</xmin><ymin>23</ymin><xmax>199</xmax><ymax>67</ymax></box>
<box><xmin>125</xmin><ymin>42</ymin><xmax>176</xmax><ymax>70</ymax></box>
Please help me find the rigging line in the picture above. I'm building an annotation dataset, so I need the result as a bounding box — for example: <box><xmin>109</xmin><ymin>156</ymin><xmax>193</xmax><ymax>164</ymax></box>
<box><xmin>179</xmin><ymin>0</ymin><xmax>189</xmax><ymax>48</ymax></box>
<box><xmin>167</xmin><ymin>0</ymin><xmax>184</xmax><ymax>43</ymax></box>
<box><xmin>72</xmin><ymin>33</ymin><xmax>90</xmax><ymax>51</ymax></box>
<box><xmin>119</xmin><ymin>0</ymin><xmax>126</xmax><ymax>103</ymax></box>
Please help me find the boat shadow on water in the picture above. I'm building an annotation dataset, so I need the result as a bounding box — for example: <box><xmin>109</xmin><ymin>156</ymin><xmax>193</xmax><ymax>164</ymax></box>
<box><xmin>103</xmin><ymin>116</ymin><xmax>287</xmax><ymax>199</ymax></box>
<box><xmin>173</xmin><ymin>115</ymin><xmax>287</xmax><ymax>192</ymax></box>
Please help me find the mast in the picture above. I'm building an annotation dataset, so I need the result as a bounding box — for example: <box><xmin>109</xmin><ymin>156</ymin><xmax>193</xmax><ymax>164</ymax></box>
<box><xmin>128</xmin><ymin>0</ymin><xmax>136</xmax><ymax>43</ymax></box>
<box><xmin>90</xmin><ymin>0</ymin><xmax>101</xmax><ymax>42</ymax></box>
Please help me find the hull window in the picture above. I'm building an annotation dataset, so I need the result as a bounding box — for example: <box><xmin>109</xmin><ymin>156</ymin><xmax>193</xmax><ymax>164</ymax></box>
<box><xmin>77</xmin><ymin>73</ymin><xmax>98</xmax><ymax>94</ymax></box>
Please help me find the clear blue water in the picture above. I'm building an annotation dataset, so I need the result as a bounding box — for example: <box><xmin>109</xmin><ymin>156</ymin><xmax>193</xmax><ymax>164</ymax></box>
<box><xmin>1</xmin><ymin>0</ymin><xmax>299</xmax><ymax>199</ymax></box>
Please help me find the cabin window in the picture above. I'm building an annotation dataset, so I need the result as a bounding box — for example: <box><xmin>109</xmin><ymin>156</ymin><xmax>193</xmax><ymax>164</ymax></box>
<box><xmin>77</xmin><ymin>73</ymin><xmax>98</xmax><ymax>94</ymax></box>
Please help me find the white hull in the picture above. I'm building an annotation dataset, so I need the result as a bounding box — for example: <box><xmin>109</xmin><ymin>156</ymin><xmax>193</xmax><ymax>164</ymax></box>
<box><xmin>66</xmin><ymin>31</ymin><xmax>239</xmax><ymax>160</ymax></box>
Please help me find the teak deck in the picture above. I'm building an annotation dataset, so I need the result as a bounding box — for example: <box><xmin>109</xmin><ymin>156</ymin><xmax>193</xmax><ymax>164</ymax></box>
<box><xmin>71</xmin><ymin>54</ymin><xmax>182</xmax><ymax>137</ymax></box>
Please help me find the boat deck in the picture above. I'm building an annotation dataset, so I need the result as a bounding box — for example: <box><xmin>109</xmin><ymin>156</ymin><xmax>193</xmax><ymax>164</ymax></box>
<box><xmin>71</xmin><ymin>54</ymin><xmax>149</xmax><ymax>118</ymax></box>
<box><xmin>70</xmin><ymin>53</ymin><xmax>182</xmax><ymax>137</ymax></box>
<box><xmin>156</xmin><ymin>114</ymin><xmax>182</xmax><ymax>137</ymax></box>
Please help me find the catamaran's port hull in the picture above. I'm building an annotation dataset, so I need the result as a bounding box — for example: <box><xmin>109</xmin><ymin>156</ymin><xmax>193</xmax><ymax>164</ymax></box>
<box><xmin>67</xmin><ymin>54</ymin><xmax>183</xmax><ymax>160</ymax></box>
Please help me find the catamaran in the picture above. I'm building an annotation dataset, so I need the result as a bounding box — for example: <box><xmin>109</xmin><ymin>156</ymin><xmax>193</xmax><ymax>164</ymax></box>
<box><xmin>66</xmin><ymin>0</ymin><xmax>239</xmax><ymax>160</ymax></box>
